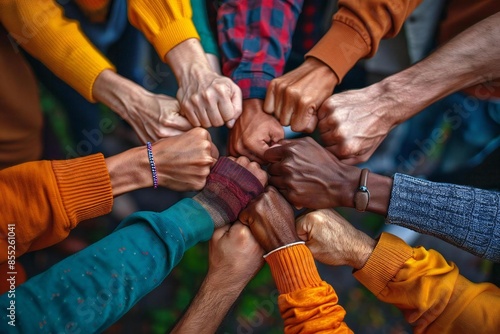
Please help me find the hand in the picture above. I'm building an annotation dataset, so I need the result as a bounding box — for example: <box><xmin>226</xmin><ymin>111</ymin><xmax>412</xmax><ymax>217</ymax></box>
<box><xmin>208</xmin><ymin>221</ymin><xmax>264</xmax><ymax>287</ymax></box>
<box><xmin>296</xmin><ymin>209</ymin><xmax>376</xmax><ymax>270</ymax></box>
<box><xmin>228</xmin><ymin>156</ymin><xmax>268</xmax><ymax>187</ymax></box>
<box><xmin>93</xmin><ymin>70</ymin><xmax>193</xmax><ymax>143</ymax></box>
<box><xmin>264</xmin><ymin>57</ymin><xmax>338</xmax><ymax>132</ymax></box>
<box><xmin>166</xmin><ymin>39</ymin><xmax>242</xmax><ymax>128</ymax></box>
<box><xmin>152</xmin><ymin>128</ymin><xmax>219</xmax><ymax>191</ymax></box>
<box><xmin>264</xmin><ymin>137</ymin><xmax>360</xmax><ymax>209</ymax></box>
<box><xmin>317</xmin><ymin>84</ymin><xmax>400</xmax><ymax>164</ymax></box>
<box><xmin>239</xmin><ymin>186</ymin><xmax>299</xmax><ymax>253</ymax></box>
<box><xmin>228</xmin><ymin>99</ymin><xmax>284</xmax><ymax>164</ymax></box>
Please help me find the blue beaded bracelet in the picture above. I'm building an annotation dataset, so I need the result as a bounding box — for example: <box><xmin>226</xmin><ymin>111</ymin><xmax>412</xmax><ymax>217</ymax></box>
<box><xmin>146</xmin><ymin>142</ymin><xmax>158</xmax><ymax>189</ymax></box>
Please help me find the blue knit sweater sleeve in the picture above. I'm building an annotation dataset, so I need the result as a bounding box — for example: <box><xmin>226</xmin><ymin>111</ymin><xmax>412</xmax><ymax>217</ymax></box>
<box><xmin>387</xmin><ymin>173</ymin><xmax>500</xmax><ymax>262</ymax></box>
<box><xmin>0</xmin><ymin>198</ymin><xmax>213</xmax><ymax>333</ymax></box>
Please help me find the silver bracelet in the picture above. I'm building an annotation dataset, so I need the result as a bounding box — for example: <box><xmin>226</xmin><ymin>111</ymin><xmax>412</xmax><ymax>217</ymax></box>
<box><xmin>263</xmin><ymin>241</ymin><xmax>306</xmax><ymax>259</ymax></box>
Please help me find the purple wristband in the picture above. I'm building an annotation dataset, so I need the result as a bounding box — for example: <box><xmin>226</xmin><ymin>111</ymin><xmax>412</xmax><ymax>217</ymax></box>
<box><xmin>146</xmin><ymin>142</ymin><xmax>158</xmax><ymax>189</ymax></box>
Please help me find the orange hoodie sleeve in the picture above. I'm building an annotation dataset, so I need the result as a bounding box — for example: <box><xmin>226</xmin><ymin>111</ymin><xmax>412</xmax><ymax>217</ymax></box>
<box><xmin>306</xmin><ymin>0</ymin><xmax>423</xmax><ymax>82</ymax></box>
<box><xmin>0</xmin><ymin>0</ymin><xmax>115</xmax><ymax>102</ymax></box>
<box><xmin>265</xmin><ymin>244</ymin><xmax>353</xmax><ymax>333</ymax></box>
<box><xmin>0</xmin><ymin>154</ymin><xmax>113</xmax><ymax>262</ymax></box>
<box><xmin>354</xmin><ymin>233</ymin><xmax>500</xmax><ymax>333</ymax></box>
<box><xmin>127</xmin><ymin>0</ymin><xmax>200</xmax><ymax>61</ymax></box>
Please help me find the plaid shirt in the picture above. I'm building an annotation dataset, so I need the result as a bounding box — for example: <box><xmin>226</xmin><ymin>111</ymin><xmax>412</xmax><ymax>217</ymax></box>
<box><xmin>217</xmin><ymin>0</ymin><xmax>304</xmax><ymax>99</ymax></box>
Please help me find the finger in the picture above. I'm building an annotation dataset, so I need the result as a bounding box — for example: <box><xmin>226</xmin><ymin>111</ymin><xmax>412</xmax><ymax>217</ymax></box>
<box><xmin>263</xmin><ymin>145</ymin><xmax>285</xmax><ymax>163</ymax></box>
<box><xmin>263</xmin><ymin>81</ymin><xmax>276</xmax><ymax>115</ymax></box>
<box><xmin>291</xmin><ymin>106</ymin><xmax>316</xmax><ymax>133</ymax></box>
<box><xmin>278</xmin><ymin>93</ymin><xmax>296</xmax><ymax>127</ymax></box>
<box><xmin>317</xmin><ymin>100</ymin><xmax>333</xmax><ymax>121</ymax></box>
<box><xmin>225</xmin><ymin>119</ymin><xmax>236</xmax><ymax>128</ymax></box>
<box><xmin>273</xmin><ymin>86</ymin><xmax>285</xmax><ymax>120</ymax></box>
<box><xmin>210</xmin><ymin>143</ymin><xmax>220</xmax><ymax>164</ymax></box>
<box><xmin>303</xmin><ymin>114</ymin><xmax>318</xmax><ymax>133</ymax></box>
<box><xmin>181</xmin><ymin>104</ymin><xmax>202</xmax><ymax>128</ymax></box>
<box><xmin>171</xmin><ymin>114</ymin><xmax>194</xmax><ymax>131</ymax></box>
<box><xmin>197</xmin><ymin>108</ymin><xmax>213</xmax><ymax>128</ymax></box>
<box><xmin>217</xmin><ymin>94</ymin><xmax>236</xmax><ymax>126</ymax></box>
<box><xmin>212</xmin><ymin>224</ymin><xmax>231</xmax><ymax>241</ymax></box>
<box><xmin>207</xmin><ymin>104</ymin><xmax>225</xmax><ymax>128</ymax></box>
<box><xmin>230</xmin><ymin>84</ymin><xmax>243</xmax><ymax>120</ymax></box>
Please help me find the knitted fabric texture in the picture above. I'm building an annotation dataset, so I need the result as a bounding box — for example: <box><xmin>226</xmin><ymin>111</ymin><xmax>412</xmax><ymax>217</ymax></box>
<box><xmin>194</xmin><ymin>157</ymin><xmax>264</xmax><ymax>228</ymax></box>
<box><xmin>387</xmin><ymin>173</ymin><xmax>500</xmax><ymax>262</ymax></box>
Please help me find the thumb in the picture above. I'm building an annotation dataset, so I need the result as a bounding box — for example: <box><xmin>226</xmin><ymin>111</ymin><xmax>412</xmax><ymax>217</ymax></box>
<box><xmin>212</xmin><ymin>224</ymin><xmax>231</xmax><ymax>241</ymax></box>
<box><xmin>295</xmin><ymin>215</ymin><xmax>311</xmax><ymax>242</ymax></box>
<box><xmin>263</xmin><ymin>83</ymin><xmax>276</xmax><ymax>114</ymax></box>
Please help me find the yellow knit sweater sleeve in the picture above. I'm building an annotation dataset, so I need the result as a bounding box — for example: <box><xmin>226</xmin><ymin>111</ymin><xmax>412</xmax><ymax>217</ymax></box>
<box><xmin>0</xmin><ymin>154</ymin><xmax>113</xmax><ymax>263</ymax></box>
<box><xmin>128</xmin><ymin>0</ymin><xmax>200</xmax><ymax>60</ymax></box>
<box><xmin>266</xmin><ymin>245</ymin><xmax>353</xmax><ymax>333</ymax></box>
<box><xmin>0</xmin><ymin>0</ymin><xmax>115</xmax><ymax>102</ymax></box>
<box><xmin>354</xmin><ymin>233</ymin><xmax>500</xmax><ymax>334</ymax></box>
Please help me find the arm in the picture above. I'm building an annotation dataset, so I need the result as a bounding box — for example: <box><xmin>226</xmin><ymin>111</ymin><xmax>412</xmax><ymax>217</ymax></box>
<box><xmin>218</xmin><ymin>0</ymin><xmax>303</xmax><ymax>161</ymax></box>
<box><xmin>240</xmin><ymin>187</ymin><xmax>352</xmax><ymax>333</ymax></box>
<box><xmin>264</xmin><ymin>137</ymin><xmax>392</xmax><ymax>215</ymax></box>
<box><xmin>0</xmin><ymin>157</ymin><xmax>266</xmax><ymax>333</ymax></box>
<box><xmin>263</xmin><ymin>0</ymin><xmax>422</xmax><ymax>132</ymax></box>
<box><xmin>0</xmin><ymin>128</ymin><xmax>217</xmax><ymax>261</ymax></box>
<box><xmin>317</xmin><ymin>11</ymin><xmax>500</xmax><ymax>163</ymax></box>
<box><xmin>297</xmin><ymin>209</ymin><xmax>500</xmax><ymax>333</ymax></box>
<box><xmin>387</xmin><ymin>173</ymin><xmax>500</xmax><ymax>262</ymax></box>
<box><xmin>354</xmin><ymin>233</ymin><xmax>500</xmax><ymax>333</ymax></box>
<box><xmin>191</xmin><ymin>0</ymin><xmax>221</xmax><ymax>73</ymax></box>
<box><xmin>128</xmin><ymin>0</ymin><xmax>241</xmax><ymax>129</ymax></box>
<box><xmin>172</xmin><ymin>222</ymin><xmax>264</xmax><ymax>333</ymax></box>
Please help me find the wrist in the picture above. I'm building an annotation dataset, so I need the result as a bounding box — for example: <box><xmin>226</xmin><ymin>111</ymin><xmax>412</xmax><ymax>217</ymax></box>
<box><xmin>303</xmin><ymin>57</ymin><xmax>339</xmax><ymax>91</ymax></box>
<box><xmin>165</xmin><ymin>39</ymin><xmax>211</xmax><ymax>80</ymax></box>
<box><xmin>105</xmin><ymin>145</ymin><xmax>151</xmax><ymax>196</ymax></box>
<box><xmin>351</xmin><ymin>232</ymin><xmax>377</xmax><ymax>270</ymax></box>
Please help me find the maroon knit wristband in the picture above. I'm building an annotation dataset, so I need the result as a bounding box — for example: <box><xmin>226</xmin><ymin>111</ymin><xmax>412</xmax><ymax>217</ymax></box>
<box><xmin>194</xmin><ymin>157</ymin><xmax>264</xmax><ymax>227</ymax></box>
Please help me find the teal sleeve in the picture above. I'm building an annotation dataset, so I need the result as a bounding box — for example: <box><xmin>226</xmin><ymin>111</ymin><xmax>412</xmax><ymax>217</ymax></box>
<box><xmin>191</xmin><ymin>0</ymin><xmax>219</xmax><ymax>56</ymax></box>
<box><xmin>0</xmin><ymin>198</ymin><xmax>213</xmax><ymax>333</ymax></box>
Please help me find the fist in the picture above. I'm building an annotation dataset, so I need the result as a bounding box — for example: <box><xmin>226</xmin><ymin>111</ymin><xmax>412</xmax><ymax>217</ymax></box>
<box><xmin>228</xmin><ymin>156</ymin><xmax>268</xmax><ymax>187</ymax></box>
<box><xmin>239</xmin><ymin>186</ymin><xmax>299</xmax><ymax>253</ymax></box>
<box><xmin>152</xmin><ymin>127</ymin><xmax>219</xmax><ymax>191</ymax></box>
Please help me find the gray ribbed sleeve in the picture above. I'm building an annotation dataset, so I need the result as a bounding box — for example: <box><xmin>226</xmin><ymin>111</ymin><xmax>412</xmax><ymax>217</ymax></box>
<box><xmin>387</xmin><ymin>173</ymin><xmax>500</xmax><ymax>262</ymax></box>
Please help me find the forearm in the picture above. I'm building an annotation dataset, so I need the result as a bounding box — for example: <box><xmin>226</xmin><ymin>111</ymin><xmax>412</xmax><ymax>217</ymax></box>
<box><xmin>191</xmin><ymin>0</ymin><xmax>219</xmax><ymax>56</ymax></box>
<box><xmin>387</xmin><ymin>173</ymin><xmax>500</xmax><ymax>262</ymax></box>
<box><xmin>217</xmin><ymin>0</ymin><xmax>304</xmax><ymax>99</ymax></box>
<box><xmin>373</xmin><ymin>12</ymin><xmax>500</xmax><ymax>125</ymax></box>
<box><xmin>339</xmin><ymin>167</ymin><xmax>393</xmax><ymax>216</ymax></box>
<box><xmin>0</xmin><ymin>0</ymin><xmax>114</xmax><ymax>102</ymax></box>
<box><xmin>306</xmin><ymin>0</ymin><xmax>421</xmax><ymax>82</ymax></box>
<box><xmin>0</xmin><ymin>154</ymin><xmax>112</xmax><ymax>261</ymax></box>
<box><xmin>105</xmin><ymin>146</ymin><xmax>151</xmax><ymax>197</ymax></box>
<box><xmin>354</xmin><ymin>233</ymin><xmax>500</xmax><ymax>333</ymax></box>
<box><xmin>171</xmin><ymin>273</ymin><xmax>246</xmax><ymax>333</ymax></box>
<box><xmin>165</xmin><ymin>38</ymin><xmax>212</xmax><ymax>81</ymax></box>
<box><xmin>1</xmin><ymin>199</ymin><xmax>213</xmax><ymax>333</ymax></box>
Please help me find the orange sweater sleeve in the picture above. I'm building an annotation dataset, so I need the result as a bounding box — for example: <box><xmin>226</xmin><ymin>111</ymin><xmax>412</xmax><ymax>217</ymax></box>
<box><xmin>0</xmin><ymin>154</ymin><xmax>113</xmax><ymax>263</ymax></box>
<box><xmin>127</xmin><ymin>0</ymin><xmax>200</xmax><ymax>61</ymax></box>
<box><xmin>265</xmin><ymin>245</ymin><xmax>353</xmax><ymax>333</ymax></box>
<box><xmin>0</xmin><ymin>0</ymin><xmax>115</xmax><ymax>102</ymax></box>
<box><xmin>354</xmin><ymin>233</ymin><xmax>500</xmax><ymax>333</ymax></box>
<box><xmin>306</xmin><ymin>0</ymin><xmax>422</xmax><ymax>82</ymax></box>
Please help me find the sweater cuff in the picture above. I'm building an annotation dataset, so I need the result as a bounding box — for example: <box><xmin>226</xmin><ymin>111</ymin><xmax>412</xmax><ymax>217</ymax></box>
<box><xmin>153</xmin><ymin>18</ymin><xmax>200</xmax><ymax>60</ymax></box>
<box><xmin>51</xmin><ymin>153</ymin><xmax>113</xmax><ymax>227</ymax></box>
<box><xmin>305</xmin><ymin>20</ymin><xmax>369</xmax><ymax>83</ymax></box>
<box><xmin>266</xmin><ymin>245</ymin><xmax>323</xmax><ymax>294</ymax></box>
<box><xmin>353</xmin><ymin>233</ymin><xmax>413</xmax><ymax>296</ymax></box>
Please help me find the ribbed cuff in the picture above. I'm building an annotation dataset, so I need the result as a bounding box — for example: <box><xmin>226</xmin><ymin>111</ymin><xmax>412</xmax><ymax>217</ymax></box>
<box><xmin>51</xmin><ymin>153</ymin><xmax>113</xmax><ymax>227</ymax></box>
<box><xmin>305</xmin><ymin>20</ymin><xmax>369</xmax><ymax>83</ymax></box>
<box><xmin>354</xmin><ymin>233</ymin><xmax>413</xmax><ymax>296</ymax></box>
<box><xmin>266</xmin><ymin>245</ymin><xmax>323</xmax><ymax>294</ymax></box>
<box><xmin>194</xmin><ymin>157</ymin><xmax>263</xmax><ymax>227</ymax></box>
<box><xmin>153</xmin><ymin>18</ymin><xmax>200</xmax><ymax>60</ymax></box>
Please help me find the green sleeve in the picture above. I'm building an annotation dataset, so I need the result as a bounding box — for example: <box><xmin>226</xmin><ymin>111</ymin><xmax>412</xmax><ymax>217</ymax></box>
<box><xmin>191</xmin><ymin>0</ymin><xmax>219</xmax><ymax>56</ymax></box>
<box><xmin>0</xmin><ymin>198</ymin><xmax>213</xmax><ymax>333</ymax></box>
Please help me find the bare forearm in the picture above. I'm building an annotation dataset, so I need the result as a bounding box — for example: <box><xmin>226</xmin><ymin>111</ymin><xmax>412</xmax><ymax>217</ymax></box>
<box><xmin>376</xmin><ymin>12</ymin><xmax>500</xmax><ymax>125</ymax></box>
<box><xmin>105</xmin><ymin>146</ymin><xmax>150</xmax><ymax>197</ymax></box>
<box><xmin>171</xmin><ymin>274</ymin><xmax>245</xmax><ymax>333</ymax></box>
<box><xmin>165</xmin><ymin>38</ymin><xmax>211</xmax><ymax>80</ymax></box>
